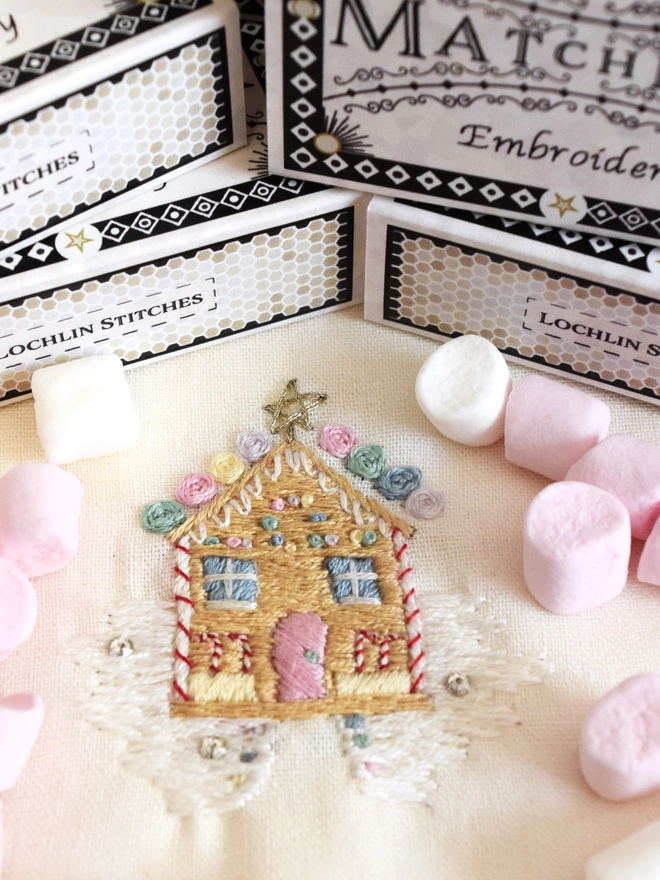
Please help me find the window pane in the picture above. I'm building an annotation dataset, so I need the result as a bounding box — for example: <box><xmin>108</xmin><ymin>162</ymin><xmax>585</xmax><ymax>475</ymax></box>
<box><xmin>358</xmin><ymin>577</ymin><xmax>380</xmax><ymax>600</ymax></box>
<box><xmin>205</xmin><ymin>579</ymin><xmax>227</xmax><ymax>601</ymax></box>
<box><xmin>232</xmin><ymin>577</ymin><xmax>258</xmax><ymax>602</ymax></box>
<box><xmin>201</xmin><ymin>556</ymin><xmax>258</xmax><ymax>603</ymax></box>
<box><xmin>203</xmin><ymin>556</ymin><xmax>228</xmax><ymax>576</ymax></box>
<box><xmin>324</xmin><ymin>556</ymin><xmax>381</xmax><ymax>603</ymax></box>
<box><xmin>331</xmin><ymin>577</ymin><xmax>354</xmax><ymax>602</ymax></box>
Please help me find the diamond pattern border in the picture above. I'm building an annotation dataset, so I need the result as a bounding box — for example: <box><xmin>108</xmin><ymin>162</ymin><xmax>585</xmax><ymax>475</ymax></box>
<box><xmin>0</xmin><ymin>0</ymin><xmax>212</xmax><ymax>92</ymax></box>
<box><xmin>0</xmin><ymin>175</ymin><xmax>329</xmax><ymax>278</ymax></box>
<box><xmin>395</xmin><ymin>198</ymin><xmax>660</xmax><ymax>277</ymax></box>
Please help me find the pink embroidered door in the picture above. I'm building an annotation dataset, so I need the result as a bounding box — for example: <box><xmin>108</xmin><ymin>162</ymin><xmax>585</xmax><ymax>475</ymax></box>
<box><xmin>272</xmin><ymin>612</ymin><xmax>328</xmax><ymax>701</ymax></box>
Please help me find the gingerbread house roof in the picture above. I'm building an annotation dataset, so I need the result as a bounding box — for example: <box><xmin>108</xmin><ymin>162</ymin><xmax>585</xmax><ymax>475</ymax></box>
<box><xmin>168</xmin><ymin>438</ymin><xmax>413</xmax><ymax>544</ymax></box>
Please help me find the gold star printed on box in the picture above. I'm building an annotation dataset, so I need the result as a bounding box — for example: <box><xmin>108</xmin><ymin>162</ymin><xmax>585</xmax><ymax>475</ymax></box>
<box><xmin>64</xmin><ymin>228</ymin><xmax>95</xmax><ymax>253</ymax></box>
<box><xmin>264</xmin><ymin>379</ymin><xmax>327</xmax><ymax>441</ymax></box>
<box><xmin>547</xmin><ymin>193</ymin><xmax>579</xmax><ymax>219</ymax></box>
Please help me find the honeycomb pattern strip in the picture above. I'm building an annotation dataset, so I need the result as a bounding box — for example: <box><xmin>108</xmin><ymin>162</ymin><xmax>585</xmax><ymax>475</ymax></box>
<box><xmin>0</xmin><ymin>31</ymin><xmax>230</xmax><ymax>248</ymax></box>
<box><xmin>383</xmin><ymin>225</ymin><xmax>660</xmax><ymax>402</ymax></box>
<box><xmin>0</xmin><ymin>210</ymin><xmax>353</xmax><ymax>404</ymax></box>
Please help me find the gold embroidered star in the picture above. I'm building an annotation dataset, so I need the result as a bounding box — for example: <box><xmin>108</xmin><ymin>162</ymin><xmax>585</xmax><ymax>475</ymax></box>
<box><xmin>264</xmin><ymin>379</ymin><xmax>327</xmax><ymax>441</ymax></box>
<box><xmin>547</xmin><ymin>193</ymin><xmax>579</xmax><ymax>219</ymax></box>
<box><xmin>64</xmin><ymin>228</ymin><xmax>95</xmax><ymax>253</ymax></box>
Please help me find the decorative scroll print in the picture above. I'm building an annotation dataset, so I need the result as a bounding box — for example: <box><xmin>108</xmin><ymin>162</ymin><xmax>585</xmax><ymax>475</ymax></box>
<box><xmin>438</xmin><ymin>0</ymin><xmax>660</xmax><ymax>27</ymax></box>
<box><xmin>604</xmin><ymin>0</ymin><xmax>660</xmax><ymax>13</ymax></box>
<box><xmin>344</xmin><ymin>93</ymin><xmax>580</xmax><ymax>117</ymax></box>
<box><xmin>329</xmin><ymin>60</ymin><xmax>571</xmax><ymax>89</ymax></box>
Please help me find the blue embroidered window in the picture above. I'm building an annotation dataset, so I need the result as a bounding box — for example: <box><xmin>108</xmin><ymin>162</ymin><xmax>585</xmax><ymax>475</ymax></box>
<box><xmin>324</xmin><ymin>557</ymin><xmax>381</xmax><ymax>605</ymax></box>
<box><xmin>202</xmin><ymin>557</ymin><xmax>259</xmax><ymax>608</ymax></box>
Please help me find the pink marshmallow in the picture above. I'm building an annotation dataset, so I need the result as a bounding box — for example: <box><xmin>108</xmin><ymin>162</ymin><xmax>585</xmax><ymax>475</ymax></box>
<box><xmin>0</xmin><ymin>463</ymin><xmax>81</xmax><ymax>578</ymax></box>
<box><xmin>565</xmin><ymin>435</ymin><xmax>660</xmax><ymax>540</ymax></box>
<box><xmin>504</xmin><ymin>374</ymin><xmax>610</xmax><ymax>481</ymax></box>
<box><xmin>0</xmin><ymin>693</ymin><xmax>44</xmax><ymax>791</ymax></box>
<box><xmin>523</xmin><ymin>481</ymin><xmax>630</xmax><ymax>614</ymax></box>
<box><xmin>580</xmin><ymin>674</ymin><xmax>660</xmax><ymax>800</ymax></box>
<box><xmin>638</xmin><ymin>515</ymin><xmax>660</xmax><ymax>586</ymax></box>
<box><xmin>0</xmin><ymin>560</ymin><xmax>37</xmax><ymax>660</ymax></box>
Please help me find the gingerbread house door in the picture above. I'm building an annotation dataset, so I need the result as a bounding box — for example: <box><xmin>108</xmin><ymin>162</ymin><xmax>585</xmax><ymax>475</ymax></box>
<box><xmin>272</xmin><ymin>612</ymin><xmax>328</xmax><ymax>701</ymax></box>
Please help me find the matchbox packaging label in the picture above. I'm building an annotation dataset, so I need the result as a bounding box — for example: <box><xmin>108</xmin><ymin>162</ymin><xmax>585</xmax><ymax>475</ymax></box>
<box><xmin>0</xmin><ymin>20</ymin><xmax>365</xmax><ymax>405</ymax></box>
<box><xmin>0</xmin><ymin>131</ymin><xmax>92</xmax><ymax>210</ymax></box>
<box><xmin>0</xmin><ymin>0</ymin><xmax>246</xmax><ymax>254</ymax></box>
<box><xmin>267</xmin><ymin>0</ymin><xmax>660</xmax><ymax>244</ymax></box>
<box><xmin>364</xmin><ymin>197</ymin><xmax>660</xmax><ymax>404</ymax></box>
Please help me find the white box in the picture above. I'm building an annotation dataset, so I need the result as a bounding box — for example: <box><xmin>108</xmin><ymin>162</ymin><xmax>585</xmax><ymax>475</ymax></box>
<box><xmin>0</xmin><ymin>0</ymin><xmax>246</xmax><ymax>254</ymax></box>
<box><xmin>0</xmin><ymin>21</ymin><xmax>366</xmax><ymax>406</ymax></box>
<box><xmin>365</xmin><ymin>196</ymin><xmax>660</xmax><ymax>404</ymax></box>
<box><xmin>267</xmin><ymin>0</ymin><xmax>660</xmax><ymax>246</ymax></box>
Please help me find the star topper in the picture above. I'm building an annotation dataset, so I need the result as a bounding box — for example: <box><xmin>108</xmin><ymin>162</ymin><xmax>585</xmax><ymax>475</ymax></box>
<box><xmin>264</xmin><ymin>379</ymin><xmax>327</xmax><ymax>441</ymax></box>
<box><xmin>547</xmin><ymin>193</ymin><xmax>579</xmax><ymax>219</ymax></box>
<box><xmin>64</xmin><ymin>228</ymin><xmax>95</xmax><ymax>253</ymax></box>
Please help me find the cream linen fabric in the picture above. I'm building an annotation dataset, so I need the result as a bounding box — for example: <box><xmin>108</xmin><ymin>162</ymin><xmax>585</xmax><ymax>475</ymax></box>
<box><xmin>1</xmin><ymin>305</ymin><xmax>659</xmax><ymax>880</ymax></box>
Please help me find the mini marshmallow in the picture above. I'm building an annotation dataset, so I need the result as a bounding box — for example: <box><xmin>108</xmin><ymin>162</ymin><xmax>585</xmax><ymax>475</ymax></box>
<box><xmin>0</xmin><ymin>463</ymin><xmax>81</xmax><ymax>578</ymax></box>
<box><xmin>580</xmin><ymin>674</ymin><xmax>660</xmax><ymax>800</ymax></box>
<box><xmin>523</xmin><ymin>481</ymin><xmax>630</xmax><ymax>614</ymax></box>
<box><xmin>0</xmin><ymin>693</ymin><xmax>44</xmax><ymax>791</ymax></box>
<box><xmin>586</xmin><ymin>819</ymin><xmax>660</xmax><ymax>880</ymax></box>
<box><xmin>0</xmin><ymin>560</ymin><xmax>37</xmax><ymax>661</ymax></box>
<box><xmin>504</xmin><ymin>374</ymin><xmax>610</xmax><ymax>481</ymax></box>
<box><xmin>415</xmin><ymin>334</ymin><xmax>511</xmax><ymax>446</ymax></box>
<box><xmin>637</xmin><ymin>514</ymin><xmax>660</xmax><ymax>586</ymax></box>
<box><xmin>31</xmin><ymin>354</ymin><xmax>140</xmax><ymax>465</ymax></box>
<box><xmin>565</xmin><ymin>434</ymin><xmax>660</xmax><ymax>540</ymax></box>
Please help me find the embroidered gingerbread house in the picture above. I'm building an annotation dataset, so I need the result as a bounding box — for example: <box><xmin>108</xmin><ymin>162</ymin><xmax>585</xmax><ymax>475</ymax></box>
<box><xmin>167</xmin><ymin>439</ymin><xmax>430</xmax><ymax>720</ymax></box>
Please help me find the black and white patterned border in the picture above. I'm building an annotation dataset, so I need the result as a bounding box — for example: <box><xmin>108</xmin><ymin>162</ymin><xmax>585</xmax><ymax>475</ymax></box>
<box><xmin>395</xmin><ymin>199</ymin><xmax>659</xmax><ymax>274</ymax></box>
<box><xmin>240</xmin><ymin>18</ymin><xmax>266</xmax><ymax>87</ymax></box>
<box><xmin>280</xmin><ymin>0</ymin><xmax>660</xmax><ymax>243</ymax></box>
<box><xmin>383</xmin><ymin>224</ymin><xmax>660</xmax><ymax>402</ymax></box>
<box><xmin>0</xmin><ymin>174</ymin><xmax>326</xmax><ymax>277</ymax></box>
<box><xmin>0</xmin><ymin>29</ymin><xmax>233</xmax><ymax>252</ymax></box>
<box><xmin>0</xmin><ymin>0</ymin><xmax>211</xmax><ymax>92</ymax></box>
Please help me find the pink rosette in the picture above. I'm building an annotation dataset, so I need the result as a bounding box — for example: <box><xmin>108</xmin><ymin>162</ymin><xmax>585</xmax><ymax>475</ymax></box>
<box><xmin>175</xmin><ymin>473</ymin><xmax>218</xmax><ymax>508</ymax></box>
<box><xmin>319</xmin><ymin>424</ymin><xmax>359</xmax><ymax>459</ymax></box>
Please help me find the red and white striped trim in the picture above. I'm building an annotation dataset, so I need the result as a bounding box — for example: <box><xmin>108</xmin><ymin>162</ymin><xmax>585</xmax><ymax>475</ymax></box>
<box><xmin>378</xmin><ymin>633</ymin><xmax>404</xmax><ymax>670</ymax></box>
<box><xmin>228</xmin><ymin>633</ymin><xmax>253</xmax><ymax>673</ymax></box>
<box><xmin>199</xmin><ymin>631</ymin><xmax>223</xmax><ymax>674</ymax></box>
<box><xmin>354</xmin><ymin>630</ymin><xmax>377</xmax><ymax>674</ymax></box>
<box><xmin>391</xmin><ymin>527</ymin><xmax>425</xmax><ymax>693</ymax></box>
<box><xmin>172</xmin><ymin>536</ymin><xmax>194</xmax><ymax>702</ymax></box>
<box><xmin>354</xmin><ymin>630</ymin><xmax>405</xmax><ymax>673</ymax></box>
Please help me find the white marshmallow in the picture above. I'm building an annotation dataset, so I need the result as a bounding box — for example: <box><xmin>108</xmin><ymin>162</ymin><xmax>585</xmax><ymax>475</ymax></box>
<box><xmin>415</xmin><ymin>335</ymin><xmax>511</xmax><ymax>446</ymax></box>
<box><xmin>31</xmin><ymin>354</ymin><xmax>140</xmax><ymax>465</ymax></box>
<box><xmin>586</xmin><ymin>819</ymin><xmax>660</xmax><ymax>880</ymax></box>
